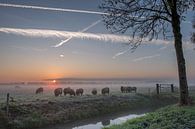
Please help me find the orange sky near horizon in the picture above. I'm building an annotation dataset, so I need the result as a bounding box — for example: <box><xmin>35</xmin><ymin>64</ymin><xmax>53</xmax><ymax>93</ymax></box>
<box><xmin>1</xmin><ymin>46</ymin><xmax>195</xmax><ymax>82</ymax></box>
<box><xmin>0</xmin><ymin>61</ymin><xmax>186</xmax><ymax>82</ymax></box>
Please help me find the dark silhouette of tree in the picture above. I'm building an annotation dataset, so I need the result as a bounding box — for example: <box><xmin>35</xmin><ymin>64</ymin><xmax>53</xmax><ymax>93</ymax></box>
<box><xmin>191</xmin><ymin>18</ymin><xmax>195</xmax><ymax>43</ymax></box>
<box><xmin>100</xmin><ymin>0</ymin><xmax>195</xmax><ymax>105</ymax></box>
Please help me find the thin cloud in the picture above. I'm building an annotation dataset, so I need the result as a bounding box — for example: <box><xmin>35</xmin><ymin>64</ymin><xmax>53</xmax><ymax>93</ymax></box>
<box><xmin>132</xmin><ymin>54</ymin><xmax>161</xmax><ymax>62</ymax></box>
<box><xmin>0</xmin><ymin>3</ymin><xmax>108</xmax><ymax>15</ymax></box>
<box><xmin>112</xmin><ymin>47</ymin><xmax>132</xmax><ymax>59</ymax></box>
<box><xmin>182</xmin><ymin>21</ymin><xmax>192</xmax><ymax>24</ymax></box>
<box><xmin>0</xmin><ymin>27</ymin><xmax>172</xmax><ymax>45</ymax></box>
<box><xmin>11</xmin><ymin>45</ymin><xmax>47</xmax><ymax>52</ymax></box>
<box><xmin>81</xmin><ymin>20</ymin><xmax>101</xmax><ymax>32</ymax></box>
<box><xmin>0</xmin><ymin>3</ymin><xmax>191</xmax><ymax>24</ymax></box>
<box><xmin>159</xmin><ymin>46</ymin><xmax>168</xmax><ymax>50</ymax></box>
<box><xmin>72</xmin><ymin>51</ymin><xmax>79</xmax><ymax>54</ymax></box>
<box><xmin>53</xmin><ymin>20</ymin><xmax>101</xmax><ymax>47</ymax></box>
<box><xmin>183</xmin><ymin>41</ymin><xmax>195</xmax><ymax>50</ymax></box>
<box><xmin>54</xmin><ymin>36</ymin><xmax>73</xmax><ymax>47</ymax></box>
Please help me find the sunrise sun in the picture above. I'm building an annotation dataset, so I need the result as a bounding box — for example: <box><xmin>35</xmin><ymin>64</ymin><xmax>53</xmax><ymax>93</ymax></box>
<box><xmin>52</xmin><ymin>80</ymin><xmax>56</xmax><ymax>83</ymax></box>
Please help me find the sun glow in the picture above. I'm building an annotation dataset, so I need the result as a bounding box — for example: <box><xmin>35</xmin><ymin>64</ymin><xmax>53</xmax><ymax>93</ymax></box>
<box><xmin>46</xmin><ymin>80</ymin><xmax>57</xmax><ymax>90</ymax></box>
<box><xmin>52</xmin><ymin>80</ymin><xmax>56</xmax><ymax>83</ymax></box>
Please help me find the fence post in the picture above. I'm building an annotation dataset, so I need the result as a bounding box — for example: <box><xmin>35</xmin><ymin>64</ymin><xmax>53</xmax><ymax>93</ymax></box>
<box><xmin>171</xmin><ymin>84</ymin><xmax>174</xmax><ymax>93</ymax></box>
<box><xmin>156</xmin><ymin>84</ymin><xmax>159</xmax><ymax>94</ymax></box>
<box><xmin>6</xmin><ymin>93</ymin><xmax>9</xmax><ymax>117</ymax></box>
<box><xmin>148</xmin><ymin>88</ymin><xmax>150</xmax><ymax>95</ymax></box>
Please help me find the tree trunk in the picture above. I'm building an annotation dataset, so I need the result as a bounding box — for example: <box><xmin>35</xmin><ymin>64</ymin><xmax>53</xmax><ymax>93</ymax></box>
<box><xmin>170</xmin><ymin>2</ymin><xmax>189</xmax><ymax>105</ymax></box>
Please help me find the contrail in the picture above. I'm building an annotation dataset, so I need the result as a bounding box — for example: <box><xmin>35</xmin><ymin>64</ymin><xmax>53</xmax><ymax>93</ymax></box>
<box><xmin>159</xmin><ymin>46</ymin><xmax>167</xmax><ymax>50</ymax></box>
<box><xmin>0</xmin><ymin>27</ymin><xmax>132</xmax><ymax>43</ymax></box>
<box><xmin>0</xmin><ymin>27</ymin><xmax>171</xmax><ymax>44</ymax></box>
<box><xmin>54</xmin><ymin>20</ymin><xmax>101</xmax><ymax>47</ymax></box>
<box><xmin>0</xmin><ymin>3</ymin><xmax>191</xmax><ymax>24</ymax></box>
<box><xmin>182</xmin><ymin>21</ymin><xmax>192</xmax><ymax>24</ymax></box>
<box><xmin>54</xmin><ymin>36</ymin><xmax>73</xmax><ymax>47</ymax></box>
<box><xmin>81</xmin><ymin>20</ymin><xmax>101</xmax><ymax>32</ymax></box>
<box><xmin>11</xmin><ymin>45</ymin><xmax>47</xmax><ymax>52</ymax></box>
<box><xmin>0</xmin><ymin>3</ymin><xmax>142</xmax><ymax>18</ymax></box>
<box><xmin>132</xmin><ymin>54</ymin><xmax>161</xmax><ymax>62</ymax></box>
<box><xmin>0</xmin><ymin>3</ymin><xmax>108</xmax><ymax>15</ymax></box>
<box><xmin>0</xmin><ymin>2</ymin><xmax>191</xmax><ymax>29</ymax></box>
<box><xmin>112</xmin><ymin>47</ymin><xmax>132</xmax><ymax>59</ymax></box>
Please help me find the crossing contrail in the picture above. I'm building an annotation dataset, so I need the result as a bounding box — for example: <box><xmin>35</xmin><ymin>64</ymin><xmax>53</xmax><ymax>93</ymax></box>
<box><xmin>54</xmin><ymin>20</ymin><xmax>101</xmax><ymax>47</ymax></box>
<box><xmin>81</xmin><ymin>20</ymin><xmax>101</xmax><ymax>32</ymax></box>
<box><xmin>0</xmin><ymin>3</ymin><xmax>108</xmax><ymax>15</ymax></box>
<box><xmin>112</xmin><ymin>47</ymin><xmax>132</xmax><ymax>59</ymax></box>
<box><xmin>0</xmin><ymin>27</ymin><xmax>132</xmax><ymax>43</ymax></box>
<box><xmin>133</xmin><ymin>54</ymin><xmax>161</xmax><ymax>62</ymax></box>
<box><xmin>54</xmin><ymin>36</ymin><xmax>73</xmax><ymax>47</ymax></box>
<box><xmin>0</xmin><ymin>27</ymin><xmax>171</xmax><ymax>45</ymax></box>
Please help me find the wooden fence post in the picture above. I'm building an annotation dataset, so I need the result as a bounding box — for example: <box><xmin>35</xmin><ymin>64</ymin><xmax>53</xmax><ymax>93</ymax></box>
<box><xmin>148</xmin><ymin>88</ymin><xmax>150</xmax><ymax>95</ymax></box>
<box><xmin>171</xmin><ymin>84</ymin><xmax>174</xmax><ymax>93</ymax></box>
<box><xmin>6</xmin><ymin>93</ymin><xmax>9</xmax><ymax>117</ymax></box>
<box><xmin>156</xmin><ymin>84</ymin><xmax>159</xmax><ymax>94</ymax></box>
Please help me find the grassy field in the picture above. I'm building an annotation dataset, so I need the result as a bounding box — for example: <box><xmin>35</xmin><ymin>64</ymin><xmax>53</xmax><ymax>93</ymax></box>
<box><xmin>104</xmin><ymin>104</ymin><xmax>195</xmax><ymax>129</ymax></box>
<box><xmin>104</xmin><ymin>92</ymin><xmax>195</xmax><ymax>129</ymax></box>
<box><xmin>0</xmin><ymin>92</ymin><xmax>178</xmax><ymax>129</ymax></box>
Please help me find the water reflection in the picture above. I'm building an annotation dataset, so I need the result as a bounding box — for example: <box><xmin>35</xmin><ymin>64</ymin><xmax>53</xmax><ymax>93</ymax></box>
<box><xmin>71</xmin><ymin>114</ymin><xmax>144</xmax><ymax>129</ymax></box>
<box><xmin>110</xmin><ymin>114</ymin><xmax>144</xmax><ymax>125</ymax></box>
<box><xmin>73</xmin><ymin>122</ymin><xmax>103</xmax><ymax>129</ymax></box>
<box><xmin>101</xmin><ymin>119</ymin><xmax>110</xmax><ymax>126</ymax></box>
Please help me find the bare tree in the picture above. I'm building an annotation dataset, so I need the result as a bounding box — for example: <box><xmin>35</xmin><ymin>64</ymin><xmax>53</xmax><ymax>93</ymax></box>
<box><xmin>191</xmin><ymin>18</ymin><xmax>195</xmax><ymax>43</ymax></box>
<box><xmin>100</xmin><ymin>0</ymin><xmax>195</xmax><ymax>105</ymax></box>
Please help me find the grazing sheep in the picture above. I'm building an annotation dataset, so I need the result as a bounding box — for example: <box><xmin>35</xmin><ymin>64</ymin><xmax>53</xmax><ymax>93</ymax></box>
<box><xmin>131</xmin><ymin>87</ymin><xmax>137</xmax><ymax>93</ymax></box>
<box><xmin>64</xmin><ymin>87</ymin><xmax>75</xmax><ymax>96</ymax></box>
<box><xmin>92</xmin><ymin>88</ymin><xmax>97</xmax><ymax>95</ymax></box>
<box><xmin>54</xmin><ymin>88</ymin><xmax>63</xmax><ymax>97</ymax></box>
<box><xmin>121</xmin><ymin>86</ymin><xmax>137</xmax><ymax>93</ymax></box>
<box><xmin>101</xmin><ymin>87</ymin><xmax>109</xmax><ymax>95</ymax></box>
<box><xmin>121</xmin><ymin>86</ymin><xmax>124</xmax><ymax>93</ymax></box>
<box><xmin>121</xmin><ymin>86</ymin><xmax>127</xmax><ymax>93</ymax></box>
<box><xmin>126</xmin><ymin>87</ymin><xmax>132</xmax><ymax>93</ymax></box>
<box><xmin>35</xmin><ymin>87</ymin><xmax>43</xmax><ymax>94</ymax></box>
<box><xmin>64</xmin><ymin>87</ymin><xmax>71</xmax><ymax>96</ymax></box>
<box><xmin>76</xmin><ymin>88</ymin><xmax>84</xmax><ymax>96</ymax></box>
<box><xmin>69</xmin><ymin>88</ymin><xmax>76</xmax><ymax>96</ymax></box>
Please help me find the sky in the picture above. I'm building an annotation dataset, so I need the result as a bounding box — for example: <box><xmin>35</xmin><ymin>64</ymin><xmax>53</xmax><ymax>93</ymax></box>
<box><xmin>0</xmin><ymin>0</ymin><xmax>194</xmax><ymax>82</ymax></box>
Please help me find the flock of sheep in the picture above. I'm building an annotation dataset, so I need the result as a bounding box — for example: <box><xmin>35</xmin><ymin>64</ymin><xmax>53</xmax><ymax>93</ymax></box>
<box><xmin>121</xmin><ymin>86</ymin><xmax>137</xmax><ymax>93</ymax></box>
<box><xmin>35</xmin><ymin>86</ymin><xmax>137</xmax><ymax>96</ymax></box>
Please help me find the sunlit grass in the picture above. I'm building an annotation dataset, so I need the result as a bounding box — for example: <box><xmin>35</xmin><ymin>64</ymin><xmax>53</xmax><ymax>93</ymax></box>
<box><xmin>104</xmin><ymin>92</ymin><xmax>195</xmax><ymax>129</ymax></box>
<box><xmin>104</xmin><ymin>105</ymin><xmax>195</xmax><ymax>129</ymax></box>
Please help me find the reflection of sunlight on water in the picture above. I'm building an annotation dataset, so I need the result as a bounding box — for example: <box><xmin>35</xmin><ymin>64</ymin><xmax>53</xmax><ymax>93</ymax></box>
<box><xmin>110</xmin><ymin>114</ymin><xmax>145</xmax><ymax>125</ymax></box>
<box><xmin>73</xmin><ymin>122</ymin><xmax>103</xmax><ymax>129</ymax></box>
<box><xmin>72</xmin><ymin>114</ymin><xmax>145</xmax><ymax>129</ymax></box>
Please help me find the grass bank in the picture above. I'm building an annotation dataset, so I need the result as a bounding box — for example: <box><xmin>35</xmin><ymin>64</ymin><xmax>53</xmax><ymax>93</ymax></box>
<box><xmin>0</xmin><ymin>93</ymin><xmax>178</xmax><ymax>129</ymax></box>
<box><xmin>104</xmin><ymin>96</ymin><xmax>195</xmax><ymax>129</ymax></box>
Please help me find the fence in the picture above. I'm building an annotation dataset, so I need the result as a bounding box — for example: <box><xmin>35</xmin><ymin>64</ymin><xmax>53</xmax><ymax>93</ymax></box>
<box><xmin>156</xmin><ymin>83</ymin><xmax>177</xmax><ymax>94</ymax></box>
